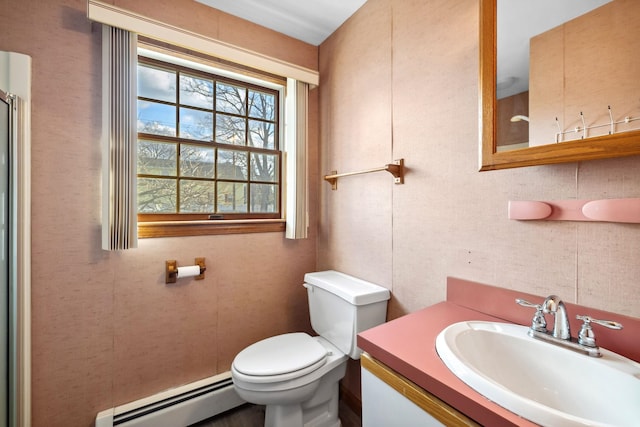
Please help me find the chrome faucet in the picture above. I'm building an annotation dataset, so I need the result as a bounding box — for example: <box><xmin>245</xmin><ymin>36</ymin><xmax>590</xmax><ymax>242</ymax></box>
<box><xmin>516</xmin><ymin>295</ymin><xmax>623</xmax><ymax>357</ymax></box>
<box><xmin>541</xmin><ymin>295</ymin><xmax>571</xmax><ymax>340</ymax></box>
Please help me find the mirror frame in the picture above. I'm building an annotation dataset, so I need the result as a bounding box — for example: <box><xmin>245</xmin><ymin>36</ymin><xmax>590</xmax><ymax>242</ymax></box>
<box><xmin>479</xmin><ymin>0</ymin><xmax>640</xmax><ymax>171</ymax></box>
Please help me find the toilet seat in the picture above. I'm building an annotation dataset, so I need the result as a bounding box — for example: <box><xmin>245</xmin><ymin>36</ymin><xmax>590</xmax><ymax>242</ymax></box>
<box><xmin>232</xmin><ymin>333</ymin><xmax>328</xmax><ymax>383</ymax></box>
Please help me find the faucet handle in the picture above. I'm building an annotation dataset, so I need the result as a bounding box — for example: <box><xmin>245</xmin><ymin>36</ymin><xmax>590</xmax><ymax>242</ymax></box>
<box><xmin>576</xmin><ymin>315</ymin><xmax>623</xmax><ymax>348</ymax></box>
<box><xmin>515</xmin><ymin>298</ymin><xmax>547</xmax><ymax>332</ymax></box>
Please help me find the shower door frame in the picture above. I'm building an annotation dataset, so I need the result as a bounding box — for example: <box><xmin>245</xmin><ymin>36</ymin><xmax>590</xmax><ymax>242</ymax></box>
<box><xmin>1</xmin><ymin>89</ymin><xmax>10</xmax><ymax>427</ymax></box>
<box><xmin>1</xmin><ymin>51</ymin><xmax>32</xmax><ymax>427</ymax></box>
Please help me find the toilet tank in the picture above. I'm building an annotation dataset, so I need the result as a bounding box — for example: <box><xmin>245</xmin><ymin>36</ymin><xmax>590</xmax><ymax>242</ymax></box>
<box><xmin>304</xmin><ymin>270</ymin><xmax>390</xmax><ymax>359</ymax></box>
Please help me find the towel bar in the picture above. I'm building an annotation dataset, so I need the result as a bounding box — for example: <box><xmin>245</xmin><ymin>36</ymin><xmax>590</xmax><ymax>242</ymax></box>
<box><xmin>324</xmin><ymin>159</ymin><xmax>404</xmax><ymax>190</ymax></box>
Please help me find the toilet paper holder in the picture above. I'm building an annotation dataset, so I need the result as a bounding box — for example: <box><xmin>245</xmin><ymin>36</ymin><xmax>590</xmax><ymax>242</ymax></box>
<box><xmin>166</xmin><ymin>258</ymin><xmax>206</xmax><ymax>283</ymax></box>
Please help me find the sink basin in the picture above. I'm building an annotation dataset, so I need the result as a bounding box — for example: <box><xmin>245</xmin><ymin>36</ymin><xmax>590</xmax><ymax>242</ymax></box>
<box><xmin>436</xmin><ymin>321</ymin><xmax>640</xmax><ymax>427</ymax></box>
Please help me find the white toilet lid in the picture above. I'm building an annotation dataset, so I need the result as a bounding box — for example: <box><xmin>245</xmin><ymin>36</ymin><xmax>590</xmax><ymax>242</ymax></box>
<box><xmin>233</xmin><ymin>333</ymin><xmax>328</xmax><ymax>377</ymax></box>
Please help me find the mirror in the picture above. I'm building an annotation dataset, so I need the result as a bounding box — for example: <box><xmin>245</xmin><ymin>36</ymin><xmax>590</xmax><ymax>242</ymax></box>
<box><xmin>480</xmin><ymin>0</ymin><xmax>640</xmax><ymax>171</ymax></box>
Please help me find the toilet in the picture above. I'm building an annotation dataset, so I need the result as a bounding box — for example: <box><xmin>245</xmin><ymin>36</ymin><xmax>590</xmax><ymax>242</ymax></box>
<box><xmin>231</xmin><ymin>270</ymin><xmax>391</xmax><ymax>427</ymax></box>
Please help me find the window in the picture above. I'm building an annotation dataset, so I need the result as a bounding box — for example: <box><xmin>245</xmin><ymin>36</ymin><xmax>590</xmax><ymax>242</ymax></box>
<box><xmin>95</xmin><ymin>7</ymin><xmax>315</xmax><ymax>242</ymax></box>
<box><xmin>136</xmin><ymin>56</ymin><xmax>283</xmax><ymax>231</ymax></box>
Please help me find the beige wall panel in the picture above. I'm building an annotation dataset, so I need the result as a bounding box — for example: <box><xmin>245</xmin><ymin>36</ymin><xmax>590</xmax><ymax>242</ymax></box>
<box><xmin>318</xmin><ymin>0</ymin><xmax>393</xmax><ymax>288</ymax></box>
<box><xmin>1</xmin><ymin>0</ymin><xmax>319</xmax><ymax>426</ymax></box>
<box><xmin>563</xmin><ymin>0</ymin><xmax>640</xmax><ymax>138</ymax></box>
<box><xmin>530</xmin><ymin>0</ymin><xmax>640</xmax><ymax>145</ymax></box>
<box><xmin>319</xmin><ymin>0</ymin><xmax>640</xmax><ymax>402</ymax></box>
<box><xmin>214</xmin><ymin>233</ymin><xmax>316</xmax><ymax>370</ymax></box>
<box><xmin>575</xmin><ymin>156</ymin><xmax>640</xmax><ymax>316</ymax></box>
<box><xmin>318</xmin><ymin>0</ymin><xmax>394</xmax><ymax>401</ymax></box>
<box><xmin>217</xmin><ymin>14</ymin><xmax>319</xmax><ymax>72</ymax></box>
<box><xmin>2</xmin><ymin>0</ymin><xmax>640</xmax><ymax>425</ymax></box>
<box><xmin>115</xmin><ymin>0</ymin><xmax>318</xmax><ymax>70</ymax></box>
<box><xmin>529</xmin><ymin>26</ymin><xmax>564</xmax><ymax>146</ymax></box>
<box><xmin>115</xmin><ymin>0</ymin><xmax>222</xmax><ymax>41</ymax></box>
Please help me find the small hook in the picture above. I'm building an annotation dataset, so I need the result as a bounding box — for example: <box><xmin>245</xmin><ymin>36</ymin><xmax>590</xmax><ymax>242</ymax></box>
<box><xmin>608</xmin><ymin>105</ymin><xmax>614</xmax><ymax>134</ymax></box>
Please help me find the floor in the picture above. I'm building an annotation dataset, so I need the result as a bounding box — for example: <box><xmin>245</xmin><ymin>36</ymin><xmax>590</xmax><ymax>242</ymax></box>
<box><xmin>191</xmin><ymin>400</ymin><xmax>362</xmax><ymax>427</ymax></box>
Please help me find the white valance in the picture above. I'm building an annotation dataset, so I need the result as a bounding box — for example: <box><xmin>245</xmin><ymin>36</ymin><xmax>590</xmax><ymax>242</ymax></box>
<box><xmin>87</xmin><ymin>0</ymin><xmax>319</xmax><ymax>87</ymax></box>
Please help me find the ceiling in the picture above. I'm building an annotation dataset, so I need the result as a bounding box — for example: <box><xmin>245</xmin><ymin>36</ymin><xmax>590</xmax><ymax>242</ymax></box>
<box><xmin>195</xmin><ymin>0</ymin><xmax>611</xmax><ymax>97</ymax></box>
<box><xmin>195</xmin><ymin>0</ymin><xmax>368</xmax><ymax>46</ymax></box>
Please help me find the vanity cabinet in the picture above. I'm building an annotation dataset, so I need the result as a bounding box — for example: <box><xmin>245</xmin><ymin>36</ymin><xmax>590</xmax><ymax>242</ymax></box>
<box><xmin>361</xmin><ymin>353</ymin><xmax>479</xmax><ymax>427</ymax></box>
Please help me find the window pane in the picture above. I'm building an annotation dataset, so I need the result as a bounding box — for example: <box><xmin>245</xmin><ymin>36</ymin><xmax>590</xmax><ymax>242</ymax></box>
<box><xmin>138</xmin><ymin>100</ymin><xmax>176</xmax><ymax>137</ymax></box>
<box><xmin>138</xmin><ymin>178</ymin><xmax>177</xmax><ymax>213</ymax></box>
<box><xmin>180</xmin><ymin>179</ymin><xmax>215</xmax><ymax>213</ymax></box>
<box><xmin>138</xmin><ymin>140</ymin><xmax>177</xmax><ymax>176</ymax></box>
<box><xmin>179</xmin><ymin>74</ymin><xmax>213</xmax><ymax>109</ymax></box>
<box><xmin>137</xmin><ymin>57</ymin><xmax>282</xmax><ymax>221</ymax></box>
<box><xmin>250</xmin><ymin>183</ymin><xmax>277</xmax><ymax>213</ymax></box>
<box><xmin>251</xmin><ymin>153</ymin><xmax>277</xmax><ymax>182</ymax></box>
<box><xmin>179</xmin><ymin>107</ymin><xmax>213</xmax><ymax>141</ymax></box>
<box><xmin>138</xmin><ymin>64</ymin><xmax>176</xmax><ymax>103</ymax></box>
<box><xmin>217</xmin><ymin>149</ymin><xmax>247</xmax><ymax>180</ymax></box>
<box><xmin>216</xmin><ymin>82</ymin><xmax>246</xmax><ymax>115</ymax></box>
<box><xmin>248</xmin><ymin>119</ymin><xmax>275</xmax><ymax>149</ymax></box>
<box><xmin>248</xmin><ymin>90</ymin><xmax>275</xmax><ymax>121</ymax></box>
<box><xmin>215</xmin><ymin>114</ymin><xmax>246</xmax><ymax>145</ymax></box>
<box><xmin>217</xmin><ymin>182</ymin><xmax>247</xmax><ymax>213</ymax></box>
<box><xmin>180</xmin><ymin>144</ymin><xmax>215</xmax><ymax>178</ymax></box>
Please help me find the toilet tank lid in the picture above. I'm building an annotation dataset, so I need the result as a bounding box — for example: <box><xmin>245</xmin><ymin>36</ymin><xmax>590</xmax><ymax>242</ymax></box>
<box><xmin>304</xmin><ymin>270</ymin><xmax>390</xmax><ymax>306</ymax></box>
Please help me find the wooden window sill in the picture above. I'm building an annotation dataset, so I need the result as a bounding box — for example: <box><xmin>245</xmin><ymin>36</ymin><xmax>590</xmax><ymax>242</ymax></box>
<box><xmin>138</xmin><ymin>219</ymin><xmax>285</xmax><ymax>238</ymax></box>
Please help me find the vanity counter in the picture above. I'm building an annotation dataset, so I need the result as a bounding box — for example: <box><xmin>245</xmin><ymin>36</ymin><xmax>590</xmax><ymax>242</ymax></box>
<box><xmin>357</xmin><ymin>277</ymin><xmax>640</xmax><ymax>426</ymax></box>
<box><xmin>358</xmin><ymin>301</ymin><xmax>535</xmax><ymax>426</ymax></box>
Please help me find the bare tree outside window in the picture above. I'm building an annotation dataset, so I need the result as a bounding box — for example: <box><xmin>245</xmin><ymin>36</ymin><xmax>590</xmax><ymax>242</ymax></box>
<box><xmin>136</xmin><ymin>57</ymin><xmax>280</xmax><ymax>219</ymax></box>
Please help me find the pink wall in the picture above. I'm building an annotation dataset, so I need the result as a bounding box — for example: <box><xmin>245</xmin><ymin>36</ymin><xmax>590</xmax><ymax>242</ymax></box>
<box><xmin>1</xmin><ymin>1</ymin><xmax>319</xmax><ymax>426</ymax></box>
<box><xmin>3</xmin><ymin>0</ymin><xmax>640</xmax><ymax>424</ymax></box>
<box><xmin>529</xmin><ymin>0</ymin><xmax>640</xmax><ymax>146</ymax></box>
<box><xmin>319</xmin><ymin>0</ymin><xmax>640</xmax><ymax>400</ymax></box>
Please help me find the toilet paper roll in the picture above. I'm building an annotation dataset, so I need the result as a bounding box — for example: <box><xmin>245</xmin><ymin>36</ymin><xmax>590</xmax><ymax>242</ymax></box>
<box><xmin>176</xmin><ymin>265</ymin><xmax>201</xmax><ymax>278</ymax></box>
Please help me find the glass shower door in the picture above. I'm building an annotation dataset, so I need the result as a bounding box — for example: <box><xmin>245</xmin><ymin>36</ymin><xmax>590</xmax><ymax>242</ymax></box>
<box><xmin>1</xmin><ymin>51</ymin><xmax>30</xmax><ymax>427</ymax></box>
<box><xmin>1</xmin><ymin>90</ymin><xmax>10</xmax><ymax>427</ymax></box>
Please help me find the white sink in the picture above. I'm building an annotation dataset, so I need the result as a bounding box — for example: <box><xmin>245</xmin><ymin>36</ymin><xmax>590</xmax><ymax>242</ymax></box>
<box><xmin>435</xmin><ymin>321</ymin><xmax>640</xmax><ymax>427</ymax></box>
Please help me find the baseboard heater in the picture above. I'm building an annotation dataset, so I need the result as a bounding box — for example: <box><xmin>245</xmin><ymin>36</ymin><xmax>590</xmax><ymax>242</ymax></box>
<box><xmin>95</xmin><ymin>372</ymin><xmax>245</xmax><ymax>427</ymax></box>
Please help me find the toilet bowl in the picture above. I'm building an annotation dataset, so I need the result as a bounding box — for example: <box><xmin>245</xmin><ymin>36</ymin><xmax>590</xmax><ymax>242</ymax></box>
<box><xmin>231</xmin><ymin>271</ymin><xmax>390</xmax><ymax>427</ymax></box>
<box><xmin>232</xmin><ymin>334</ymin><xmax>348</xmax><ymax>427</ymax></box>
